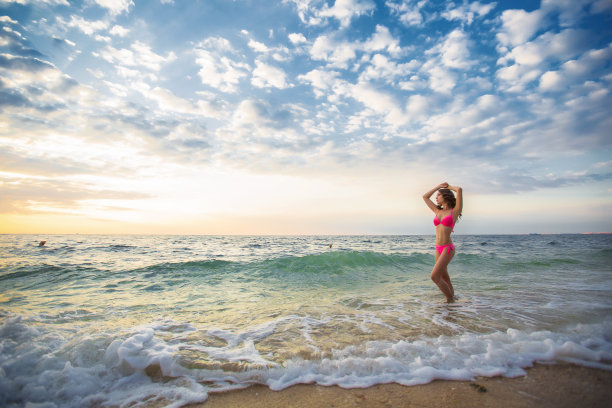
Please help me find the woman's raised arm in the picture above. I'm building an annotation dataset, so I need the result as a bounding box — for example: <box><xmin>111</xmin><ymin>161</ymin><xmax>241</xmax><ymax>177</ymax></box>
<box><xmin>448</xmin><ymin>185</ymin><xmax>462</xmax><ymax>220</ymax></box>
<box><xmin>422</xmin><ymin>183</ymin><xmax>447</xmax><ymax>213</ymax></box>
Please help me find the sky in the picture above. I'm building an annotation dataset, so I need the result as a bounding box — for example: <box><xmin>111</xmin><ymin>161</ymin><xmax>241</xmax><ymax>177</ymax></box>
<box><xmin>0</xmin><ymin>0</ymin><xmax>611</xmax><ymax>235</ymax></box>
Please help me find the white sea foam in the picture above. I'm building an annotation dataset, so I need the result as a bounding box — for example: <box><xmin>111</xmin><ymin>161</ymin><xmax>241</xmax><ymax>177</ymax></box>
<box><xmin>0</xmin><ymin>317</ymin><xmax>209</xmax><ymax>408</ymax></box>
<box><xmin>3</xmin><ymin>314</ymin><xmax>611</xmax><ymax>407</ymax></box>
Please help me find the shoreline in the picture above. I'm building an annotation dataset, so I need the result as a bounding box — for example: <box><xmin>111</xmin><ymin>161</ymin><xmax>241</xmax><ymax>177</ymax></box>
<box><xmin>180</xmin><ymin>363</ymin><xmax>611</xmax><ymax>408</ymax></box>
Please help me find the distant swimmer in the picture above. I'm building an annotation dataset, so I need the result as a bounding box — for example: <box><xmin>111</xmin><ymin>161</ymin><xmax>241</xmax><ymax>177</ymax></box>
<box><xmin>38</xmin><ymin>241</ymin><xmax>46</xmax><ymax>247</ymax></box>
<box><xmin>422</xmin><ymin>182</ymin><xmax>463</xmax><ymax>303</ymax></box>
<box><xmin>329</xmin><ymin>243</ymin><xmax>332</xmax><ymax>248</ymax></box>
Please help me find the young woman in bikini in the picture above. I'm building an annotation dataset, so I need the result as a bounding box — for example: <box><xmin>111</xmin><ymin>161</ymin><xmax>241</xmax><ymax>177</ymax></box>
<box><xmin>422</xmin><ymin>182</ymin><xmax>463</xmax><ymax>302</ymax></box>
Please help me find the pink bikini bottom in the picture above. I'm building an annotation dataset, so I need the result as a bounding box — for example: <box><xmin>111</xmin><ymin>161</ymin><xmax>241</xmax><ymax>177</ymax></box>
<box><xmin>435</xmin><ymin>244</ymin><xmax>455</xmax><ymax>254</ymax></box>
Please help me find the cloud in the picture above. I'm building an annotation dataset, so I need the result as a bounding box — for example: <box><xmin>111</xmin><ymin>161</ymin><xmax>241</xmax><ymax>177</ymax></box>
<box><xmin>96</xmin><ymin>40</ymin><xmax>177</xmax><ymax>72</ymax></box>
<box><xmin>421</xmin><ymin>61</ymin><xmax>456</xmax><ymax>94</ymax></box>
<box><xmin>496</xmin><ymin>8</ymin><xmax>545</xmax><ymax>47</ymax></box>
<box><xmin>441</xmin><ymin>1</ymin><xmax>496</xmax><ymax>25</ymax></box>
<box><xmin>362</xmin><ymin>25</ymin><xmax>401</xmax><ymax>57</ymax></box>
<box><xmin>405</xmin><ymin>94</ymin><xmax>429</xmax><ymax>121</ymax></box>
<box><xmin>310</xmin><ymin>25</ymin><xmax>401</xmax><ymax>68</ymax></box>
<box><xmin>0</xmin><ymin>84</ymin><xmax>31</xmax><ymax>107</ymax></box>
<box><xmin>347</xmin><ymin>81</ymin><xmax>407</xmax><ymax>127</ymax></box>
<box><xmin>465</xmin><ymin>166</ymin><xmax>612</xmax><ymax>194</ymax></box>
<box><xmin>500</xmin><ymin>29</ymin><xmax>590</xmax><ymax>67</ymax></box>
<box><xmin>435</xmin><ymin>28</ymin><xmax>474</xmax><ymax>69</ymax></box>
<box><xmin>0</xmin><ymin>0</ymin><xmax>68</xmax><ymax>5</ymax></box>
<box><xmin>0</xmin><ymin>22</ymin><xmax>45</xmax><ymax>58</ymax></box>
<box><xmin>496</xmin><ymin>29</ymin><xmax>593</xmax><ymax>92</ymax></box>
<box><xmin>298</xmin><ymin>68</ymin><xmax>341</xmax><ymax>97</ymax></box>
<box><xmin>213</xmin><ymin>99</ymin><xmax>314</xmax><ymax>168</ymax></box>
<box><xmin>92</xmin><ymin>0</ymin><xmax>134</xmax><ymax>16</ymax></box>
<box><xmin>539</xmin><ymin>0</ymin><xmax>607</xmax><ymax>27</ymax></box>
<box><xmin>591</xmin><ymin>0</ymin><xmax>612</xmax><ymax>13</ymax></box>
<box><xmin>194</xmin><ymin>37</ymin><xmax>250</xmax><ymax>93</ymax></box>
<box><xmin>538</xmin><ymin>70</ymin><xmax>564</xmax><ymax>91</ymax></box>
<box><xmin>109</xmin><ymin>25</ymin><xmax>129</xmax><ymax>37</ymax></box>
<box><xmin>0</xmin><ymin>175</ymin><xmax>150</xmax><ymax>215</ymax></box>
<box><xmin>288</xmin><ymin>32</ymin><xmax>307</xmax><ymax>44</ymax></box>
<box><xmin>62</xmin><ymin>15</ymin><xmax>110</xmax><ymax>36</ymax></box>
<box><xmin>0</xmin><ymin>145</ymin><xmax>95</xmax><ymax>177</ymax></box>
<box><xmin>310</xmin><ymin>34</ymin><xmax>356</xmax><ymax>68</ymax></box>
<box><xmin>0</xmin><ymin>16</ymin><xmax>18</xmax><ymax>24</ymax></box>
<box><xmin>358</xmin><ymin>53</ymin><xmax>418</xmax><ymax>83</ymax></box>
<box><xmin>285</xmin><ymin>0</ymin><xmax>376</xmax><ymax>27</ymax></box>
<box><xmin>2</xmin><ymin>0</ymin><xmax>611</xmax><ymax>232</ymax></box>
<box><xmin>0</xmin><ymin>51</ymin><xmax>87</xmax><ymax>112</ymax></box>
<box><xmin>386</xmin><ymin>0</ymin><xmax>424</xmax><ymax>26</ymax></box>
<box><xmin>0</xmin><ymin>54</ymin><xmax>55</xmax><ymax>72</ymax></box>
<box><xmin>248</xmin><ymin>39</ymin><xmax>271</xmax><ymax>53</ymax></box>
<box><xmin>246</xmin><ymin>36</ymin><xmax>291</xmax><ymax>61</ymax></box>
<box><xmin>143</xmin><ymin>86</ymin><xmax>222</xmax><ymax>118</ymax></box>
<box><xmin>318</xmin><ymin>0</ymin><xmax>376</xmax><ymax>28</ymax></box>
<box><xmin>251</xmin><ymin>60</ymin><xmax>291</xmax><ymax>89</ymax></box>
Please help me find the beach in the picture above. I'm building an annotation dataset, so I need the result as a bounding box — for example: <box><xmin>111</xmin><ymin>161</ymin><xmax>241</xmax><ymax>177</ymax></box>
<box><xmin>1</xmin><ymin>234</ymin><xmax>611</xmax><ymax>407</ymax></box>
<box><xmin>195</xmin><ymin>364</ymin><xmax>611</xmax><ymax>408</ymax></box>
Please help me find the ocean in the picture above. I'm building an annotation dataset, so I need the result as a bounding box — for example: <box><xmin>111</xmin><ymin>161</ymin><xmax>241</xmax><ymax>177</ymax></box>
<box><xmin>1</xmin><ymin>234</ymin><xmax>611</xmax><ymax>407</ymax></box>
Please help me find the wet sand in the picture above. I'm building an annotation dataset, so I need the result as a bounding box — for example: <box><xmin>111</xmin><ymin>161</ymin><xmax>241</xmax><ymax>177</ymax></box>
<box><xmin>186</xmin><ymin>363</ymin><xmax>611</xmax><ymax>408</ymax></box>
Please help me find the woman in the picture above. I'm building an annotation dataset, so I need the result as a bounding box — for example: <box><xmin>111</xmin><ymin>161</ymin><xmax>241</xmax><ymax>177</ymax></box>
<box><xmin>422</xmin><ymin>182</ymin><xmax>462</xmax><ymax>302</ymax></box>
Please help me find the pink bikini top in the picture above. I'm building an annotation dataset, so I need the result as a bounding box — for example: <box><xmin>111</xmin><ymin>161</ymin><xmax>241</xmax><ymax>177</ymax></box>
<box><xmin>434</xmin><ymin>208</ymin><xmax>454</xmax><ymax>231</ymax></box>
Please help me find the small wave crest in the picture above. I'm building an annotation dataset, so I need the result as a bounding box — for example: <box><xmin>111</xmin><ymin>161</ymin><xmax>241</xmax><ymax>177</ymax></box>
<box><xmin>258</xmin><ymin>251</ymin><xmax>429</xmax><ymax>275</ymax></box>
<box><xmin>122</xmin><ymin>252</ymin><xmax>429</xmax><ymax>281</ymax></box>
<box><xmin>129</xmin><ymin>259</ymin><xmax>234</xmax><ymax>276</ymax></box>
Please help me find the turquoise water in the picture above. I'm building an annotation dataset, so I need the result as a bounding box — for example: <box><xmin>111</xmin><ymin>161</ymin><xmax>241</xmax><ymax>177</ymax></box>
<box><xmin>1</xmin><ymin>234</ymin><xmax>611</xmax><ymax>407</ymax></box>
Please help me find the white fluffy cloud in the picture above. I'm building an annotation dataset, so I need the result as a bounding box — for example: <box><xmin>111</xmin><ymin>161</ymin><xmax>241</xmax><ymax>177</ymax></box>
<box><xmin>348</xmin><ymin>81</ymin><xmax>407</xmax><ymax>127</ymax></box>
<box><xmin>298</xmin><ymin>68</ymin><xmax>341</xmax><ymax>97</ymax></box>
<box><xmin>288</xmin><ymin>32</ymin><xmax>307</xmax><ymax>44</ymax></box>
<box><xmin>311</xmin><ymin>35</ymin><xmax>356</xmax><ymax>68</ymax></box>
<box><xmin>93</xmin><ymin>0</ymin><xmax>134</xmax><ymax>15</ymax></box>
<box><xmin>318</xmin><ymin>0</ymin><xmax>375</xmax><ymax>27</ymax></box>
<box><xmin>441</xmin><ymin>1</ymin><xmax>496</xmax><ymax>25</ymax></box>
<box><xmin>405</xmin><ymin>94</ymin><xmax>429</xmax><ymax>122</ymax></box>
<box><xmin>386</xmin><ymin>0</ymin><xmax>424</xmax><ymax>26</ymax></box>
<box><xmin>497</xmin><ymin>9</ymin><xmax>545</xmax><ymax>47</ymax></box>
<box><xmin>423</xmin><ymin>63</ymin><xmax>456</xmax><ymax>94</ymax></box>
<box><xmin>286</xmin><ymin>0</ymin><xmax>375</xmax><ymax>27</ymax></box>
<box><xmin>497</xmin><ymin>29</ymin><xmax>593</xmax><ymax>92</ymax></box>
<box><xmin>252</xmin><ymin>60</ymin><xmax>291</xmax><ymax>89</ymax></box>
<box><xmin>359</xmin><ymin>54</ymin><xmax>417</xmax><ymax>83</ymax></box>
<box><xmin>97</xmin><ymin>41</ymin><xmax>176</xmax><ymax>72</ymax></box>
<box><xmin>539</xmin><ymin>43</ymin><xmax>612</xmax><ymax>92</ymax></box>
<box><xmin>109</xmin><ymin>25</ymin><xmax>129</xmax><ymax>37</ymax></box>
<box><xmin>63</xmin><ymin>15</ymin><xmax>109</xmax><ymax>35</ymax></box>
<box><xmin>362</xmin><ymin>25</ymin><xmax>401</xmax><ymax>57</ymax></box>
<box><xmin>310</xmin><ymin>25</ymin><xmax>401</xmax><ymax>68</ymax></box>
<box><xmin>437</xmin><ymin>29</ymin><xmax>473</xmax><ymax>69</ymax></box>
<box><xmin>539</xmin><ymin>70</ymin><xmax>564</xmax><ymax>91</ymax></box>
<box><xmin>194</xmin><ymin>37</ymin><xmax>250</xmax><ymax>93</ymax></box>
<box><xmin>143</xmin><ymin>87</ymin><xmax>223</xmax><ymax>119</ymax></box>
<box><xmin>248</xmin><ymin>39</ymin><xmax>271</xmax><ymax>53</ymax></box>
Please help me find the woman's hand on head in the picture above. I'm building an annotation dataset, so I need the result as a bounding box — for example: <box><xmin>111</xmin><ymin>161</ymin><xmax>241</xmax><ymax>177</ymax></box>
<box><xmin>439</xmin><ymin>182</ymin><xmax>449</xmax><ymax>189</ymax></box>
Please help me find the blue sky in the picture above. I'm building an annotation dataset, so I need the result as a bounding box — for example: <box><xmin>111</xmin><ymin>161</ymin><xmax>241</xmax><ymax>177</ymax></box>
<box><xmin>1</xmin><ymin>0</ymin><xmax>611</xmax><ymax>234</ymax></box>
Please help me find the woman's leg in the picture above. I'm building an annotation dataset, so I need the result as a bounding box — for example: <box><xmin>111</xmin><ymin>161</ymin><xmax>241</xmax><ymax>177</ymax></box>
<box><xmin>432</xmin><ymin>247</ymin><xmax>455</xmax><ymax>302</ymax></box>
<box><xmin>441</xmin><ymin>266</ymin><xmax>454</xmax><ymax>297</ymax></box>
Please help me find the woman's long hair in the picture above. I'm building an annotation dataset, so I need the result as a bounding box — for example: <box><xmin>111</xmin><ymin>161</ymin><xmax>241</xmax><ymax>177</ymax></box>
<box><xmin>437</xmin><ymin>188</ymin><xmax>462</xmax><ymax>220</ymax></box>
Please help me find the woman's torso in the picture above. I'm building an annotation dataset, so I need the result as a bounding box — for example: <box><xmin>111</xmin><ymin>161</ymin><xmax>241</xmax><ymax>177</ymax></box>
<box><xmin>434</xmin><ymin>209</ymin><xmax>454</xmax><ymax>245</ymax></box>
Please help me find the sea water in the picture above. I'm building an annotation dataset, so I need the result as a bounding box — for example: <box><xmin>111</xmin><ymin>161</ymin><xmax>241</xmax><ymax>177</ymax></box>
<box><xmin>1</xmin><ymin>234</ymin><xmax>611</xmax><ymax>407</ymax></box>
